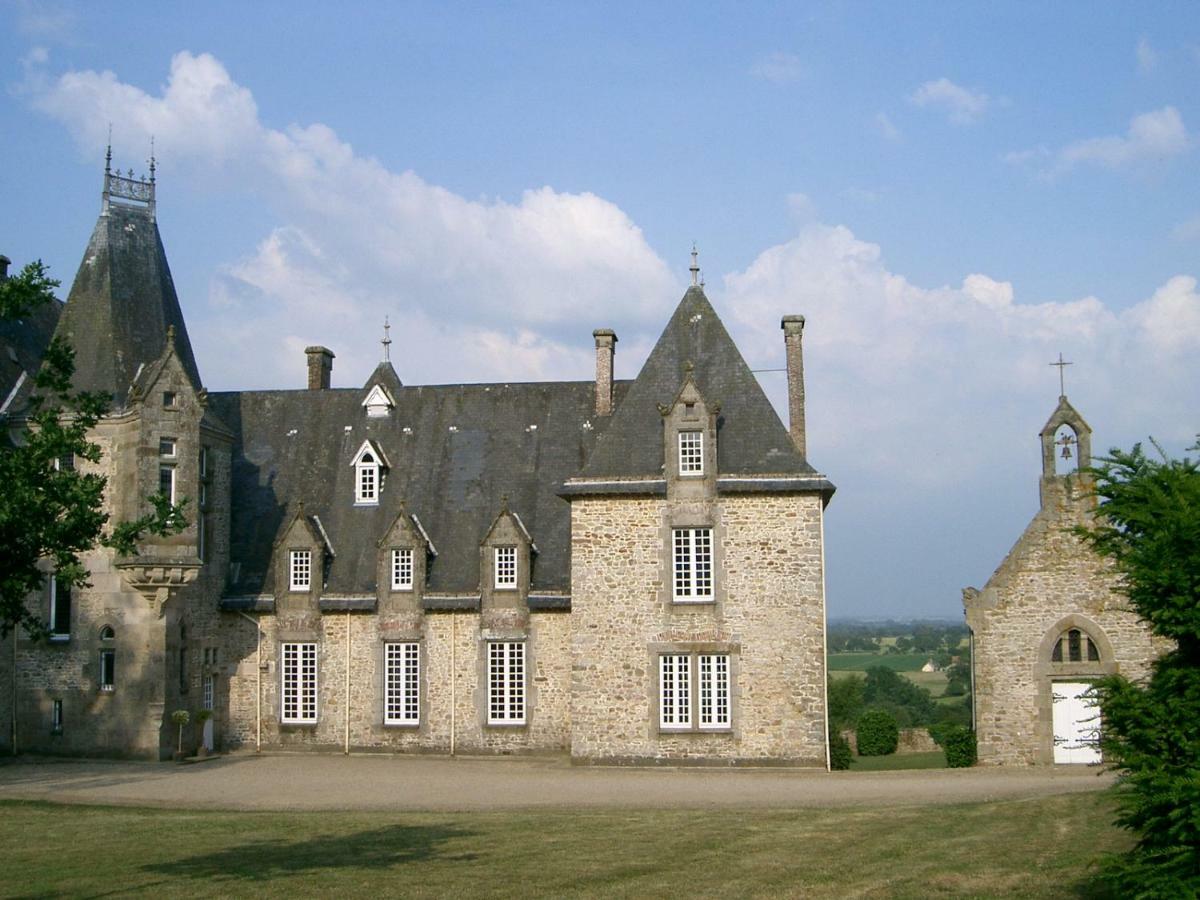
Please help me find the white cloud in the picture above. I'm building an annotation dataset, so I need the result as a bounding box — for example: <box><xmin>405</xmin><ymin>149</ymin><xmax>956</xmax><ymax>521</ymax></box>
<box><xmin>14</xmin><ymin>0</ymin><xmax>77</xmax><ymax>41</ymax></box>
<box><xmin>873</xmin><ymin>112</ymin><xmax>901</xmax><ymax>141</ymax></box>
<box><xmin>786</xmin><ymin>192</ymin><xmax>817</xmax><ymax>223</ymax></box>
<box><xmin>750</xmin><ymin>52</ymin><xmax>804</xmax><ymax>84</ymax></box>
<box><xmin>26</xmin><ymin>51</ymin><xmax>677</xmax><ymax>390</ymax></box>
<box><xmin>1136</xmin><ymin>36</ymin><xmax>1158</xmax><ymax>73</ymax></box>
<box><xmin>908</xmin><ymin>78</ymin><xmax>989</xmax><ymax>124</ymax></box>
<box><xmin>1056</xmin><ymin>107</ymin><xmax>1190</xmax><ymax>172</ymax></box>
<box><xmin>1172</xmin><ymin>215</ymin><xmax>1200</xmax><ymax>243</ymax></box>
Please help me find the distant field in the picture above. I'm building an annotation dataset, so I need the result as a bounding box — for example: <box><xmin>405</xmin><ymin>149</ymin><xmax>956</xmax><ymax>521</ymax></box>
<box><xmin>827</xmin><ymin>652</ymin><xmax>928</xmax><ymax>672</ymax></box>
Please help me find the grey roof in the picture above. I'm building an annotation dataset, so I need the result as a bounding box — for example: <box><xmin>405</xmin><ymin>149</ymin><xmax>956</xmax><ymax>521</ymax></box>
<box><xmin>52</xmin><ymin>203</ymin><xmax>201</xmax><ymax>404</ymax></box>
<box><xmin>0</xmin><ymin>292</ymin><xmax>61</xmax><ymax>415</ymax></box>
<box><xmin>577</xmin><ymin>286</ymin><xmax>821</xmax><ymax>480</ymax></box>
<box><xmin>209</xmin><ymin>379</ymin><xmax>629</xmax><ymax>597</ymax></box>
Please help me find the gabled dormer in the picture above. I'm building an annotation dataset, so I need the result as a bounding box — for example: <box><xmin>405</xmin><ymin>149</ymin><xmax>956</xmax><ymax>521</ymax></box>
<box><xmin>660</xmin><ymin>364</ymin><xmax>719</xmax><ymax>500</ymax></box>
<box><xmin>480</xmin><ymin>499</ymin><xmax>536</xmax><ymax>609</ymax></box>
<box><xmin>273</xmin><ymin>504</ymin><xmax>328</xmax><ymax>607</ymax></box>
<box><xmin>350</xmin><ymin>439</ymin><xmax>390</xmax><ymax>505</ymax></box>
<box><xmin>377</xmin><ymin>505</ymin><xmax>437</xmax><ymax>609</ymax></box>
<box><xmin>360</xmin><ymin>357</ymin><xmax>403</xmax><ymax>419</ymax></box>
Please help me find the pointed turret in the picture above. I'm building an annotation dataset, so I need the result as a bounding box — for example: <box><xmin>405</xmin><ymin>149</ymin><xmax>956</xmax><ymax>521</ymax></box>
<box><xmin>50</xmin><ymin>153</ymin><xmax>201</xmax><ymax>405</ymax></box>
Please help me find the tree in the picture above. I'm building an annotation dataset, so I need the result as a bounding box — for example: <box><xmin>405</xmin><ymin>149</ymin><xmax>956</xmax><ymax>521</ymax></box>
<box><xmin>855</xmin><ymin>708</ymin><xmax>899</xmax><ymax>756</ymax></box>
<box><xmin>827</xmin><ymin>674</ymin><xmax>865</xmax><ymax>730</ymax></box>
<box><xmin>1078</xmin><ymin>440</ymin><xmax>1200</xmax><ymax>895</ymax></box>
<box><xmin>862</xmin><ymin>665</ymin><xmax>937</xmax><ymax>727</ymax></box>
<box><xmin>0</xmin><ymin>261</ymin><xmax>187</xmax><ymax>638</ymax></box>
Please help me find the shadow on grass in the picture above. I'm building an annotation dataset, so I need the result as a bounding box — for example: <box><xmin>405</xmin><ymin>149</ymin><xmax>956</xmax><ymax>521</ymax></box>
<box><xmin>140</xmin><ymin>822</ymin><xmax>477</xmax><ymax>883</ymax></box>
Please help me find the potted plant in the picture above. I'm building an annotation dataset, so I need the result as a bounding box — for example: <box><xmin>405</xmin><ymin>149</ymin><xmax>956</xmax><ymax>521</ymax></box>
<box><xmin>194</xmin><ymin>708</ymin><xmax>213</xmax><ymax>757</ymax></box>
<box><xmin>170</xmin><ymin>709</ymin><xmax>189</xmax><ymax>762</ymax></box>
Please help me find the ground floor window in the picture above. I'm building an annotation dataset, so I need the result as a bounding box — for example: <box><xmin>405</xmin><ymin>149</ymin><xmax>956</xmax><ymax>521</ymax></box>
<box><xmin>51</xmin><ymin>699</ymin><xmax>63</xmax><ymax>733</ymax></box>
<box><xmin>659</xmin><ymin>652</ymin><xmax>731</xmax><ymax>731</ymax></box>
<box><xmin>281</xmin><ymin>642</ymin><xmax>318</xmax><ymax>723</ymax></box>
<box><xmin>488</xmin><ymin>641</ymin><xmax>525</xmax><ymax>725</ymax></box>
<box><xmin>385</xmin><ymin>642</ymin><xmax>420</xmax><ymax>725</ymax></box>
<box><xmin>99</xmin><ymin>649</ymin><xmax>115</xmax><ymax>691</ymax></box>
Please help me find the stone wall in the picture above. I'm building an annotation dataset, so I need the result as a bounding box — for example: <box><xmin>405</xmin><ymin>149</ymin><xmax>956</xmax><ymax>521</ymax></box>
<box><xmin>569</xmin><ymin>493</ymin><xmax>827</xmax><ymax>765</ymax></box>
<box><xmin>218</xmin><ymin>610</ymin><xmax>571</xmax><ymax>754</ymax></box>
<box><xmin>965</xmin><ymin>478</ymin><xmax>1164</xmax><ymax>765</ymax></box>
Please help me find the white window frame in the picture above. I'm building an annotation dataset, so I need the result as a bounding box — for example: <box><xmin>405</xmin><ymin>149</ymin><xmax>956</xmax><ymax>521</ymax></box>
<box><xmin>355</xmin><ymin>453</ymin><xmax>379</xmax><ymax>504</ymax></box>
<box><xmin>659</xmin><ymin>652</ymin><xmax>731</xmax><ymax>731</ymax></box>
<box><xmin>494</xmin><ymin>546</ymin><xmax>517</xmax><ymax>590</ymax></box>
<box><xmin>487</xmin><ymin>641</ymin><xmax>526</xmax><ymax>725</ymax></box>
<box><xmin>48</xmin><ymin>575</ymin><xmax>70</xmax><ymax>640</ymax></box>
<box><xmin>391</xmin><ymin>548</ymin><xmax>414</xmax><ymax>591</ymax></box>
<box><xmin>52</xmin><ymin>698</ymin><xmax>64</xmax><ymax>732</ymax></box>
<box><xmin>159</xmin><ymin>437</ymin><xmax>177</xmax><ymax>458</ymax></box>
<box><xmin>281</xmin><ymin>642</ymin><xmax>318</xmax><ymax>724</ymax></box>
<box><xmin>678</xmin><ymin>430</ymin><xmax>704</xmax><ymax>476</ymax></box>
<box><xmin>289</xmin><ymin>549</ymin><xmax>312</xmax><ymax>592</ymax></box>
<box><xmin>384</xmin><ymin>642</ymin><xmax>421</xmax><ymax>725</ymax></box>
<box><xmin>159</xmin><ymin>465</ymin><xmax>176</xmax><ymax>504</ymax></box>
<box><xmin>672</xmin><ymin>527</ymin><xmax>714</xmax><ymax>602</ymax></box>
<box><xmin>99</xmin><ymin>648</ymin><xmax>115</xmax><ymax>692</ymax></box>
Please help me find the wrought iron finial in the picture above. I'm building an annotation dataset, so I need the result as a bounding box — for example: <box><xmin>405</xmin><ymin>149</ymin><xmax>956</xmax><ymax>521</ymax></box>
<box><xmin>149</xmin><ymin>136</ymin><xmax>156</xmax><ymax>183</ymax></box>
<box><xmin>382</xmin><ymin>316</ymin><xmax>392</xmax><ymax>362</ymax></box>
<box><xmin>105</xmin><ymin>129</ymin><xmax>112</xmax><ymax>177</ymax></box>
<box><xmin>689</xmin><ymin>243</ymin><xmax>700</xmax><ymax>287</ymax></box>
<box><xmin>1050</xmin><ymin>352</ymin><xmax>1073</xmax><ymax>397</ymax></box>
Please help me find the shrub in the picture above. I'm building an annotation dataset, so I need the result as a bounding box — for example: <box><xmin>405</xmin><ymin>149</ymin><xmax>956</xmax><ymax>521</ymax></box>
<box><xmin>939</xmin><ymin>725</ymin><xmax>977</xmax><ymax>768</ymax></box>
<box><xmin>828</xmin><ymin>729</ymin><xmax>853</xmax><ymax>770</ymax></box>
<box><xmin>855</xmin><ymin>708</ymin><xmax>899</xmax><ymax>756</ymax></box>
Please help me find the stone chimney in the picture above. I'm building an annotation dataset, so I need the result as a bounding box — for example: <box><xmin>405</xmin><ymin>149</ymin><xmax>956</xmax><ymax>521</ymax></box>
<box><xmin>0</xmin><ymin>255</ymin><xmax>10</xmax><ymax>281</ymax></box>
<box><xmin>305</xmin><ymin>346</ymin><xmax>335</xmax><ymax>390</ymax></box>
<box><xmin>593</xmin><ymin>329</ymin><xmax>617</xmax><ymax>416</ymax></box>
<box><xmin>780</xmin><ymin>315</ymin><xmax>806</xmax><ymax>456</ymax></box>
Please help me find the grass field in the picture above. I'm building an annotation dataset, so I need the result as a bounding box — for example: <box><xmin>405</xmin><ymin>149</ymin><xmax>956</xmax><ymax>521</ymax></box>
<box><xmin>0</xmin><ymin>795</ymin><xmax>1127</xmax><ymax>898</ymax></box>
<box><xmin>827</xmin><ymin>652</ymin><xmax>929</xmax><ymax>672</ymax></box>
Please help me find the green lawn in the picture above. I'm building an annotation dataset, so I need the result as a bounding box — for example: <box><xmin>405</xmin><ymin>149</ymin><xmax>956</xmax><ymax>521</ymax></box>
<box><xmin>0</xmin><ymin>795</ymin><xmax>1127</xmax><ymax>898</ymax></box>
<box><xmin>851</xmin><ymin>750</ymin><xmax>948</xmax><ymax>771</ymax></box>
<box><xmin>828</xmin><ymin>652</ymin><xmax>929</xmax><ymax>672</ymax></box>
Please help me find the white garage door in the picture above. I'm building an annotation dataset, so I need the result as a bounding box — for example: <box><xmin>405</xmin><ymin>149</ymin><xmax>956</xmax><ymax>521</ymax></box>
<box><xmin>1052</xmin><ymin>682</ymin><xmax>1101</xmax><ymax>764</ymax></box>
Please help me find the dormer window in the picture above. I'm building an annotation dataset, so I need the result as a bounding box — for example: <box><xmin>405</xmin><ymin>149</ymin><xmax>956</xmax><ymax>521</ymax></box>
<box><xmin>289</xmin><ymin>550</ymin><xmax>312</xmax><ymax>591</ymax></box>
<box><xmin>163</xmin><ymin>391</ymin><xmax>177</xmax><ymax>409</ymax></box>
<box><xmin>350</xmin><ymin>440</ymin><xmax>388</xmax><ymax>505</ymax></box>
<box><xmin>362</xmin><ymin>384</ymin><xmax>395</xmax><ymax>418</ymax></box>
<box><xmin>495</xmin><ymin>546</ymin><xmax>517</xmax><ymax>589</ymax></box>
<box><xmin>391</xmin><ymin>548</ymin><xmax>414</xmax><ymax>590</ymax></box>
<box><xmin>679</xmin><ymin>431</ymin><xmax>703</xmax><ymax>475</ymax></box>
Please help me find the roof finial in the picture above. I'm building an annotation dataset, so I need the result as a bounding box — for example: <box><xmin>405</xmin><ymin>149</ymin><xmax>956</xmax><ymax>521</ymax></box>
<box><xmin>382</xmin><ymin>316</ymin><xmax>392</xmax><ymax>362</ymax></box>
<box><xmin>105</xmin><ymin>126</ymin><xmax>113</xmax><ymax>177</ymax></box>
<box><xmin>149</xmin><ymin>136</ymin><xmax>156</xmax><ymax>184</ymax></box>
<box><xmin>689</xmin><ymin>243</ymin><xmax>700</xmax><ymax>287</ymax></box>
<box><xmin>1050</xmin><ymin>352</ymin><xmax>1073</xmax><ymax>398</ymax></box>
<box><xmin>166</xmin><ymin>324</ymin><xmax>176</xmax><ymax>348</ymax></box>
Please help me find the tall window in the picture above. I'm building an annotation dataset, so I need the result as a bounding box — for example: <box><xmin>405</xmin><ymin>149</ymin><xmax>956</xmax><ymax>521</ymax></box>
<box><xmin>48</xmin><ymin>575</ymin><xmax>71</xmax><ymax>640</ymax></box>
<box><xmin>289</xmin><ymin>550</ymin><xmax>311</xmax><ymax>591</ymax></box>
<box><xmin>52</xmin><ymin>699</ymin><xmax>64</xmax><ymax>733</ymax></box>
<box><xmin>494</xmin><ymin>546</ymin><xmax>517</xmax><ymax>589</ymax></box>
<box><xmin>488</xmin><ymin>641</ymin><xmax>525</xmax><ymax>725</ymax></box>
<box><xmin>672</xmin><ymin>528</ymin><xmax>713</xmax><ymax>601</ymax></box>
<box><xmin>678</xmin><ymin>430</ymin><xmax>704</xmax><ymax>475</ymax></box>
<box><xmin>385</xmin><ymin>642</ymin><xmax>420</xmax><ymax>725</ymax></box>
<box><xmin>281</xmin><ymin>642</ymin><xmax>318</xmax><ymax>723</ymax></box>
<box><xmin>391</xmin><ymin>548</ymin><xmax>414</xmax><ymax>591</ymax></box>
<box><xmin>659</xmin><ymin>652</ymin><xmax>731</xmax><ymax>731</ymax></box>
<box><xmin>99</xmin><ymin>627</ymin><xmax>116</xmax><ymax>692</ymax></box>
<box><xmin>159</xmin><ymin>437</ymin><xmax>176</xmax><ymax>504</ymax></box>
<box><xmin>356</xmin><ymin>452</ymin><xmax>379</xmax><ymax>504</ymax></box>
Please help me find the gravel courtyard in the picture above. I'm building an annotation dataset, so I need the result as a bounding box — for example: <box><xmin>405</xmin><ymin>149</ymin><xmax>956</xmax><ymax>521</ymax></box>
<box><xmin>0</xmin><ymin>754</ymin><xmax>1114</xmax><ymax>812</ymax></box>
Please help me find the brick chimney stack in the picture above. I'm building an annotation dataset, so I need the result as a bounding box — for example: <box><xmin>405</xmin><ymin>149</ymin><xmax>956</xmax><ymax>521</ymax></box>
<box><xmin>780</xmin><ymin>315</ymin><xmax>806</xmax><ymax>456</ymax></box>
<box><xmin>305</xmin><ymin>346</ymin><xmax>335</xmax><ymax>390</ymax></box>
<box><xmin>593</xmin><ymin>329</ymin><xmax>617</xmax><ymax>416</ymax></box>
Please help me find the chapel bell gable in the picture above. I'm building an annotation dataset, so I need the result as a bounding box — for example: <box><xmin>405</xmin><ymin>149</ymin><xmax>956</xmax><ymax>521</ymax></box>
<box><xmin>1037</xmin><ymin>395</ymin><xmax>1093</xmax><ymax>509</ymax></box>
<box><xmin>479</xmin><ymin>500</ymin><xmax>536</xmax><ymax>608</ymax></box>
<box><xmin>661</xmin><ymin>367</ymin><xmax>719</xmax><ymax>499</ymax></box>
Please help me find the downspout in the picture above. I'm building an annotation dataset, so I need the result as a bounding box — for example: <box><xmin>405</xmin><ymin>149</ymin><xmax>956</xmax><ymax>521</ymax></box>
<box><xmin>344</xmin><ymin>610</ymin><xmax>351</xmax><ymax>755</ymax></box>
<box><xmin>969</xmin><ymin>629</ymin><xmax>977</xmax><ymax>732</ymax></box>
<box><xmin>11</xmin><ymin>628</ymin><xmax>17</xmax><ymax>756</ymax></box>
<box><xmin>234</xmin><ymin>610</ymin><xmax>261</xmax><ymax>753</ymax></box>
<box><xmin>820</xmin><ymin>501</ymin><xmax>830</xmax><ymax>772</ymax></box>
<box><xmin>450</xmin><ymin>612</ymin><xmax>456</xmax><ymax>756</ymax></box>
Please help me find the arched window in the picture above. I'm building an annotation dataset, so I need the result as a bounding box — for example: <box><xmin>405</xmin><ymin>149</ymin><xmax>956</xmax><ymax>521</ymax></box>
<box><xmin>1050</xmin><ymin>627</ymin><xmax>1100</xmax><ymax>663</ymax></box>
<box><xmin>350</xmin><ymin>440</ymin><xmax>386</xmax><ymax>505</ymax></box>
<box><xmin>1053</xmin><ymin>425</ymin><xmax>1079</xmax><ymax>475</ymax></box>
<box><xmin>99</xmin><ymin>625</ymin><xmax>115</xmax><ymax>641</ymax></box>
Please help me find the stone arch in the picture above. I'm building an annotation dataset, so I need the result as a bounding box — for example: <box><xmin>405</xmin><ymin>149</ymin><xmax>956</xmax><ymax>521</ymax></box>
<box><xmin>1032</xmin><ymin>614</ymin><xmax>1115</xmax><ymax>764</ymax></box>
<box><xmin>1039</xmin><ymin>397</ymin><xmax>1092</xmax><ymax>480</ymax></box>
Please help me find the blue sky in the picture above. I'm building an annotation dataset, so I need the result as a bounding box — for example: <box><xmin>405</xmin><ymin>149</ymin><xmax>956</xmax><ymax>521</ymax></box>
<box><xmin>3</xmin><ymin>1</ymin><xmax>1198</xmax><ymax>618</ymax></box>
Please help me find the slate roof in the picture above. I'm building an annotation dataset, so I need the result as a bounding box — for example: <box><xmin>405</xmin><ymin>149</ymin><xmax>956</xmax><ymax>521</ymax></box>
<box><xmin>0</xmin><ymin>290</ymin><xmax>61</xmax><ymax>416</ymax></box>
<box><xmin>576</xmin><ymin>286</ymin><xmax>821</xmax><ymax>481</ymax></box>
<box><xmin>52</xmin><ymin>203</ymin><xmax>201</xmax><ymax>404</ymax></box>
<box><xmin>209</xmin><ymin>378</ymin><xmax>629</xmax><ymax>596</ymax></box>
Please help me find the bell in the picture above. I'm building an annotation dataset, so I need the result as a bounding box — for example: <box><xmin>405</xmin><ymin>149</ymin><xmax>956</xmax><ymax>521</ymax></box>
<box><xmin>1061</xmin><ymin>444</ymin><xmax>1072</xmax><ymax>460</ymax></box>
